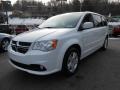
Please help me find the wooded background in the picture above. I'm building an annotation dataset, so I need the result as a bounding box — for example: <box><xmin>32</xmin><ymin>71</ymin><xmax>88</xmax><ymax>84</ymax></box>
<box><xmin>0</xmin><ymin>0</ymin><xmax>120</xmax><ymax>18</ymax></box>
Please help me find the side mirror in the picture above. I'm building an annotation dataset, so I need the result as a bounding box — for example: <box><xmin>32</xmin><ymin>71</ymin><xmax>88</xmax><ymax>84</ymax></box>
<box><xmin>82</xmin><ymin>22</ymin><xmax>94</xmax><ymax>29</ymax></box>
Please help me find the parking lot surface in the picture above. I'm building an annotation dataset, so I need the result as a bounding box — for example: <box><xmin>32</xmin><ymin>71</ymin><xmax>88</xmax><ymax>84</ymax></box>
<box><xmin>0</xmin><ymin>38</ymin><xmax>120</xmax><ymax>90</ymax></box>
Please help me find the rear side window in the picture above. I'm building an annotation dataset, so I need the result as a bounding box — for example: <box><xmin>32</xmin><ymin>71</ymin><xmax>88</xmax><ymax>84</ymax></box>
<box><xmin>93</xmin><ymin>14</ymin><xmax>103</xmax><ymax>27</ymax></box>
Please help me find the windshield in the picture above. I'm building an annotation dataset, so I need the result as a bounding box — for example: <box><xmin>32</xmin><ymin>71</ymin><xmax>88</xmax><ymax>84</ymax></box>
<box><xmin>39</xmin><ymin>13</ymin><xmax>83</xmax><ymax>28</ymax></box>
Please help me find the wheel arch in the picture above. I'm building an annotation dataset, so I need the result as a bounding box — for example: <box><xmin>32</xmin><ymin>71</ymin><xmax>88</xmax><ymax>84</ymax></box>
<box><xmin>65</xmin><ymin>44</ymin><xmax>81</xmax><ymax>56</ymax></box>
<box><xmin>3</xmin><ymin>37</ymin><xmax>10</xmax><ymax>40</ymax></box>
<box><xmin>57</xmin><ymin>39</ymin><xmax>82</xmax><ymax>71</ymax></box>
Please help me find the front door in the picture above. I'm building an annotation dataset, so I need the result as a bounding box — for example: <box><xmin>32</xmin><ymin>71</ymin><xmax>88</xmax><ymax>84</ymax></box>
<box><xmin>80</xmin><ymin>14</ymin><xmax>97</xmax><ymax>57</ymax></box>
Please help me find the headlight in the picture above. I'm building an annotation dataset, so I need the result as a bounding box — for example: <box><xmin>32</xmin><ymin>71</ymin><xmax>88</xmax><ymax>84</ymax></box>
<box><xmin>32</xmin><ymin>40</ymin><xmax>58</xmax><ymax>51</ymax></box>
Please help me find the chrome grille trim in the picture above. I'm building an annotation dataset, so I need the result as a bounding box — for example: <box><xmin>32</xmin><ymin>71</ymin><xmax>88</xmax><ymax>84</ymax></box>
<box><xmin>11</xmin><ymin>40</ymin><xmax>31</xmax><ymax>54</ymax></box>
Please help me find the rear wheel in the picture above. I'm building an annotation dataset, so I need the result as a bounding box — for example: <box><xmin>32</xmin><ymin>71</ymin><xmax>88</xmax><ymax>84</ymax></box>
<box><xmin>101</xmin><ymin>37</ymin><xmax>108</xmax><ymax>50</ymax></box>
<box><xmin>62</xmin><ymin>47</ymin><xmax>80</xmax><ymax>76</ymax></box>
<box><xmin>1</xmin><ymin>38</ymin><xmax>10</xmax><ymax>51</ymax></box>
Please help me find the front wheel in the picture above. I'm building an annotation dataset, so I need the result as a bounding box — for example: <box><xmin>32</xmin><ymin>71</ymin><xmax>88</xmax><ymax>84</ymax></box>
<box><xmin>1</xmin><ymin>38</ymin><xmax>10</xmax><ymax>51</ymax></box>
<box><xmin>62</xmin><ymin>47</ymin><xmax>80</xmax><ymax>76</ymax></box>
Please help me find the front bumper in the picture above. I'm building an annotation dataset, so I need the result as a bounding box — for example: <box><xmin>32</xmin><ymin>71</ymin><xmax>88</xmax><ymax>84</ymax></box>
<box><xmin>8</xmin><ymin>46</ymin><xmax>61</xmax><ymax>75</ymax></box>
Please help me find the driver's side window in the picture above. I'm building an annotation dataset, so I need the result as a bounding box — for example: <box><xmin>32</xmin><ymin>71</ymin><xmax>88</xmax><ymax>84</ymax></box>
<box><xmin>80</xmin><ymin>14</ymin><xmax>94</xmax><ymax>30</ymax></box>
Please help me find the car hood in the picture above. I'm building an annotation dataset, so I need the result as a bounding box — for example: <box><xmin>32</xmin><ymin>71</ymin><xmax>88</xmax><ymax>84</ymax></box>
<box><xmin>0</xmin><ymin>33</ymin><xmax>14</xmax><ymax>38</ymax></box>
<box><xmin>13</xmin><ymin>28</ymin><xmax>60</xmax><ymax>42</ymax></box>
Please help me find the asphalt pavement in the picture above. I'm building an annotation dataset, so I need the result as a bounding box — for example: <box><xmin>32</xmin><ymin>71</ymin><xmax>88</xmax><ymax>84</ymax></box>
<box><xmin>0</xmin><ymin>37</ymin><xmax>120</xmax><ymax>90</ymax></box>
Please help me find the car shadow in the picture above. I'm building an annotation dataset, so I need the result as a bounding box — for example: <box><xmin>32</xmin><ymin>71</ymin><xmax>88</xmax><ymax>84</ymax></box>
<box><xmin>0</xmin><ymin>50</ymin><xmax>4</xmax><ymax>54</ymax></box>
<box><xmin>0</xmin><ymin>49</ymin><xmax>7</xmax><ymax>55</ymax></box>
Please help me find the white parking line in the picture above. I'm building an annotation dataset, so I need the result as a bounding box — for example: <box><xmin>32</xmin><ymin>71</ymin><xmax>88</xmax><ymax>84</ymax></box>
<box><xmin>109</xmin><ymin>38</ymin><xmax>120</xmax><ymax>40</ymax></box>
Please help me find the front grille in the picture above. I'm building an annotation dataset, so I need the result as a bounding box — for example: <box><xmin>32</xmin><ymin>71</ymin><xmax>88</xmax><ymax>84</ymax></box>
<box><xmin>11</xmin><ymin>40</ymin><xmax>31</xmax><ymax>54</ymax></box>
<box><xmin>10</xmin><ymin>59</ymin><xmax>46</xmax><ymax>71</ymax></box>
<box><xmin>19</xmin><ymin>42</ymin><xmax>31</xmax><ymax>46</ymax></box>
<box><xmin>12</xmin><ymin>40</ymin><xmax>17</xmax><ymax>44</ymax></box>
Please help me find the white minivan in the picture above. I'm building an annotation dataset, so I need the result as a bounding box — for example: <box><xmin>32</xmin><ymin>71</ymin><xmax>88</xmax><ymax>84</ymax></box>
<box><xmin>8</xmin><ymin>12</ymin><xmax>109</xmax><ymax>75</ymax></box>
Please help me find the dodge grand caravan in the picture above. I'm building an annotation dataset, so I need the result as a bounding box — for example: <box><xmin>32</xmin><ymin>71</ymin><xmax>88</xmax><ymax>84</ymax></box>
<box><xmin>8</xmin><ymin>12</ymin><xmax>109</xmax><ymax>75</ymax></box>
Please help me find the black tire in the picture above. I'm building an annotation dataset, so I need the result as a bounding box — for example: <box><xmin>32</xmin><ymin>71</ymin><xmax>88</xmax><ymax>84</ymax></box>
<box><xmin>62</xmin><ymin>47</ymin><xmax>80</xmax><ymax>76</ymax></box>
<box><xmin>0</xmin><ymin>38</ymin><xmax>10</xmax><ymax>51</ymax></box>
<box><xmin>112</xmin><ymin>34</ymin><xmax>118</xmax><ymax>37</ymax></box>
<box><xmin>101</xmin><ymin>37</ymin><xmax>108</xmax><ymax>50</ymax></box>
